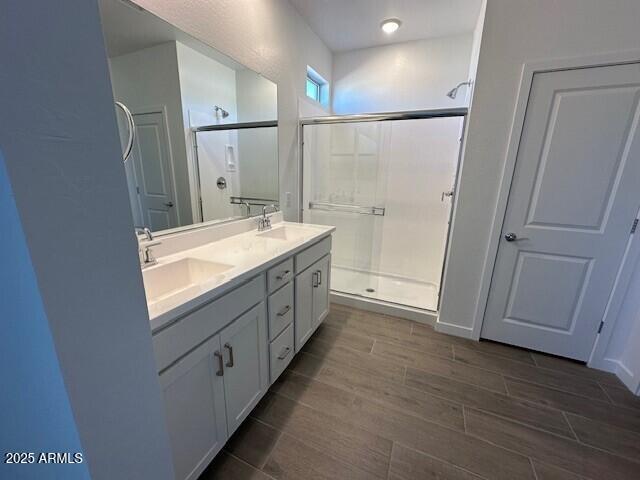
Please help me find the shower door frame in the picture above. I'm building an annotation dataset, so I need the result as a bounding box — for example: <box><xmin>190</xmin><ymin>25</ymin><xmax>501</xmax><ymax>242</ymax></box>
<box><xmin>299</xmin><ymin>108</ymin><xmax>468</xmax><ymax>312</ymax></box>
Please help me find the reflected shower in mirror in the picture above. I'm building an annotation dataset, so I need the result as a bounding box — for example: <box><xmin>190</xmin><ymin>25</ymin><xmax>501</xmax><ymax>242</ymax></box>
<box><xmin>100</xmin><ymin>0</ymin><xmax>278</xmax><ymax>235</ymax></box>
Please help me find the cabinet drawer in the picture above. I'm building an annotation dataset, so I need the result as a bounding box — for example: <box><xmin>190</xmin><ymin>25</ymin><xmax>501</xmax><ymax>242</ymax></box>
<box><xmin>295</xmin><ymin>236</ymin><xmax>331</xmax><ymax>274</ymax></box>
<box><xmin>268</xmin><ymin>282</ymin><xmax>294</xmax><ymax>340</ymax></box>
<box><xmin>153</xmin><ymin>275</ymin><xmax>265</xmax><ymax>372</ymax></box>
<box><xmin>269</xmin><ymin>322</ymin><xmax>294</xmax><ymax>383</ymax></box>
<box><xmin>267</xmin><ymin>257</ymin><xmax>294</xmax><ymax>293</ymax></box>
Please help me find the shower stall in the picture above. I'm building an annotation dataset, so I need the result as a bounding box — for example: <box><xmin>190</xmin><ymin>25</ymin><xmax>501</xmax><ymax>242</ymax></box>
<box><xmin>301</xmin><ymin>109</ymin><xmax>466</xmax><ymax>315</ymax></box>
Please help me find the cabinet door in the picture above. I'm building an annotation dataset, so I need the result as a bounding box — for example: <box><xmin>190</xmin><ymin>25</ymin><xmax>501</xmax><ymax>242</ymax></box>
<box><xmin>313</xmin><ymin>254</ymin><xmax>331</xmax><ymax>328</ymax></box>
<box><xmin>159</xmin><ymin>335</ymin><xmax>227</xmax><ymax>480</ymax></box>
<box><xmin>220</xmin><ymin>302</ymin><xmax>269</xmax><ymax>435</ymax></box>
<box><xmin>295</xmin><ymin>265</ymin><xmax>315</xmax><ymax>352</ymax></box>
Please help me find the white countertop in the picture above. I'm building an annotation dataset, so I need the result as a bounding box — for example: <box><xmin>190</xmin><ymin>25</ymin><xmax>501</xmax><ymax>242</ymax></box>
<box><xmin>145</xmin><ymin>220</ymin><xmax>335</xmax><ymax>332</ymax></box>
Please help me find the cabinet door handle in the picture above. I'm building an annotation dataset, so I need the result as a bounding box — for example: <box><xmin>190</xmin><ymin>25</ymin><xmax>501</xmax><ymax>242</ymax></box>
<box><xmin>214</xmin><ymin>350</ymin><xmax>224</xmax><ymax>376</ymax></box>
<box><xmin>317</xmin><ymin>270</ymin><xmax>322</xmax><ymax>285</ymax></box>
<box><xmin>277</xmin><ymin>346</ymin><xmax>292</xmax><ymax>360</ymax></box>
<box><xmin>277</xmin><ymin>305</ymin><xmax>292</xmax><ymax>316</ymax></box>
<box><xmin>276</xmin><ymin>269</ymin><xmax>291</xmax><ymax>281</ymax></box>
<box><xmin>312</xmin><ymin>271</ymin><xmax>319</xmax><ymax>288</ymax></box>
<box><xmin>224</xmin><ymin>343</ymin><xmax>234</xmax><ymax>367</ymax></box>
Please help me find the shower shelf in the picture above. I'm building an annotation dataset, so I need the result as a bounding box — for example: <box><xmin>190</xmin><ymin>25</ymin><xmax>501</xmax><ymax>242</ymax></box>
<box><xmin>308</xmin><ymin>202</ymin><xmax>385</xmax><ymax>216</ymax></box>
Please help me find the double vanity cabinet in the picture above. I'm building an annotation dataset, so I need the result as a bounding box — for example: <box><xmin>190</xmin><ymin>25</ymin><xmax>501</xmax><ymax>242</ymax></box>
<box><xmin>147</xmin><ymin>223</ymin><xmax>332</xmax><ymax>480</ymax></box>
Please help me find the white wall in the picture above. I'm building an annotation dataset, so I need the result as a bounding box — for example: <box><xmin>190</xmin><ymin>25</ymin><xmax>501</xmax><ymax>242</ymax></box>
<box><xmin>438</xmin><ymin>0</ymin><xmax>640</xmax><ymax>348</ymax></box>
<box><xmin>332</xmin><ymin>34</ymin><xmax>473</xmax><ymax>114</ymax></box>
<box><xmin>176</xmin><ymin>41</ymin><xmax>240</xmax><ymax>221</ymax></box>
<box><xmin>236</xmin><ymin>70</ymin><xmax>279</xmax><ymax>205</ymax></box>
<box><xmin>132</xmin><ymin>0</ymin><xmax>333</xmax><ymax>220</ymax></box>
<box><xmin>0</xmin><ymin>155</ymin><xmax>89</xmax><ymax>479</ymax></box>
<box><xmin>0</xmin><ymin>1</ymin><xmax>174</xmax><ymax>478</ymax></box>
<box><xmin>109</xmin><ymin>42</ymin><xmax>193</xmax><ymax>225</ymax></box>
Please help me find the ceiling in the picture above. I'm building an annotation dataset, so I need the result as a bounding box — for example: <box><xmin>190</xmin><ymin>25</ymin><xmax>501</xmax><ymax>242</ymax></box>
<box><xmin>99</xmin><ymin>0</ymin><xmax>243</xmax><ymax>70</ymax></box>
<box><xmin>289</xmin><ymin>0</ymin><xmax>483</xmax><ymax>52</ymax></box>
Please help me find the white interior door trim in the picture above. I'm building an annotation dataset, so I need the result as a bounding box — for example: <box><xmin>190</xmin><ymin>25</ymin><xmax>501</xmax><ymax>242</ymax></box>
<box><xmin>588</xmin><ymin>206</ymin><xmax>640</xmax><ymax>382</ymax></box>
<box><xmin>472</xmin><ymin>50</ymin><xmax>640</xmax><ymax>357</ymax></box>
<box><xmin>131</xmin><ymin>103</ymin><xmax>182</xmax><ymax>226</ymax></box>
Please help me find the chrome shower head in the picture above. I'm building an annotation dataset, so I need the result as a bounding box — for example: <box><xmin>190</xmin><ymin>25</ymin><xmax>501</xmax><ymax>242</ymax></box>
<box><xmin>446</xmin><ymin>80</ymin><xmax>473</xmax><ymax>99</ymax></box>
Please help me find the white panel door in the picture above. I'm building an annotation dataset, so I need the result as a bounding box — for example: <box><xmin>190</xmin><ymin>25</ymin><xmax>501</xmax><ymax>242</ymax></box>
<box><xmin>131</xmin><ymin>111</ymin><xmax>178</xmax><ymax>231</ymax></box>
<box><xmin>482</xmin><ymin>63</ymin><xmax>640</xmax><ymax>360</ymax></box>
<box><xmin>219</xmin><ymin>302</ymin><xmax>268</xmax><ymax>435</ymax></box>
<box><xmin>159</xmin><ymin>334</ymin><xmax>227</xmax><ymax>480</ymax></box>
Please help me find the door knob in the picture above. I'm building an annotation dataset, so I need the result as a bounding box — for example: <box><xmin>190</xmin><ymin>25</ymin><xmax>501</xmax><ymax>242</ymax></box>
<box><xmin>504</xmin><ymin>232</ymin><xmax>518</xmax><ymax>242</ymax></box>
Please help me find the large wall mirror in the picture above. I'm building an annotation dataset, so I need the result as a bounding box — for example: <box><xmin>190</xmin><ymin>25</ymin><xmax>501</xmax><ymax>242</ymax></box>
<box><xmin>99</xmin><ymin>0</ymin><xmax>278</xmax><ymax>235</ymax></box>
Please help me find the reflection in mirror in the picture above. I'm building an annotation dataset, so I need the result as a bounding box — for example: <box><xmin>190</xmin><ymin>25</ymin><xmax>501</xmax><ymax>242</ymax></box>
<box><xmin>99</xmin><ymin>0</ymin><xmax>278</xmax><ymax>235</ymax></box>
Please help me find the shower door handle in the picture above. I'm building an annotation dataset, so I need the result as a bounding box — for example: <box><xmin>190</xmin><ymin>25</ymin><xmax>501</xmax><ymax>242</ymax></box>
<box><xmin>441</xmin><ymin>190</ymin><xmax>454</xmax><ymax>202</ymax></box>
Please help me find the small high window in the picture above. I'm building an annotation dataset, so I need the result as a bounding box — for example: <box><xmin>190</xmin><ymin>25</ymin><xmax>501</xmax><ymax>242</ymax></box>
<box><xmin>306</xmin><ymin>77</ymin><xmax>321</xmax><ymax>102</ymax></box>
<box><xmin>306</xmin><ymin>66</ymin><xmax>329</xmax><ymax>106</ymax></box>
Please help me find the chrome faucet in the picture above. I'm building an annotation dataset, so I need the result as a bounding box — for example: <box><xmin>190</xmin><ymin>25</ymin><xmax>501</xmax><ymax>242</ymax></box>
<box><xmin>258</xmin><ymin>204</ymin><xmax>278</xmax><ymax>231</ymax></box>
<box><xmin>242</xmin><ymin>201</ymin><xmax>251</xmax><ymax>218</ymax></box>
<box><xmin>134</xmin><ymin>226</ymin><xmax>154</xmax><ymax>241</ymax></box>
<box><xmin>134</xmin><ymin>226</ymin><xmax>161</xmax><ymax>269</ymax></box>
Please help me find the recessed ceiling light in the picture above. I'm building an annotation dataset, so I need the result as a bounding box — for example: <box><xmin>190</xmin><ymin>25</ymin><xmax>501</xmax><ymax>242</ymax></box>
<box><xmin>381</xmin><ymin>18</ymin><xmax>402</xmax><ymax>34</ymax></box>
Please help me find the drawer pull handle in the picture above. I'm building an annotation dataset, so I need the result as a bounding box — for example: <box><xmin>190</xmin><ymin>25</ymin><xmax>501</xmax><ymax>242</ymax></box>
<box><xmin>277</xmin><ymin>305</ymin><xmax>292</xmax><ymax>316</ymax></box>
<box><xmin>276</xmin><ymin>270</ymin><xmax>291</xmax><ymax>281</ymax></box>
<box><xmin>224</xmin><ymin>343</ymin><xmax>234</xmax><ymax>368</ymax></box>
<box><xmin>277</xmin><ymin>346</ymin><xmax>292</xmax><ymax>360</ymax></box>
<box><xmin>317</xmin><ymin>270</ymin><xmax>322</xmax><ymax>285</ymax></box>
<box><xmin>214</xmin><ymin>351</ymin><xmax>224</xmax><ymax>376</ymax></box>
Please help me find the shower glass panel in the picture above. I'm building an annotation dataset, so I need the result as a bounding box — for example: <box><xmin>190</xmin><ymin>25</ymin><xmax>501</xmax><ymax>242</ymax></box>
<box><xmin>302</xmin><ymin>115</ymin><xmax>463</xmax><ymax>312</ymax></box>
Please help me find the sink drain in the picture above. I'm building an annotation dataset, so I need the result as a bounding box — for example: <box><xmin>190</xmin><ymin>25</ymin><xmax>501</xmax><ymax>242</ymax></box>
<box><xmin>365</xmin><ymin>288</ymin><xmax>375</xmax><ymax>293</ymax></box>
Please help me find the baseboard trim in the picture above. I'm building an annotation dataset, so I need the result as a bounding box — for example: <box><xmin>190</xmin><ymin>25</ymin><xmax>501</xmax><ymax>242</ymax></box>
<box><xmin>434</xmin><ymin>321</ymin><xmax>476</xmax><ymax>340</ymax></box>
<box><xmin>330</xmin><ymin>291</ymin><xmax>436</xmax><ymax>325</ymax></box>
<box><xmin>598</xmin><ymin>358</ymin><xmax>639</xmax><ymax>394</ymax></box>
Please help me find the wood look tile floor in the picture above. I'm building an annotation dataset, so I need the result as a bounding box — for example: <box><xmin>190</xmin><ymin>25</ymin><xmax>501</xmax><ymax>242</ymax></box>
<box><xmin>199</xmin><ymin>304</ymin><xmax>640</xmax><ymax>480</ymax></box>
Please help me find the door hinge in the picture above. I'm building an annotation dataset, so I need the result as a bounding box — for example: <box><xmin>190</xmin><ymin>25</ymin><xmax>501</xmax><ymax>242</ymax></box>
<box><xmin>631</xmin><ymin>218</ymin><xmax>638</xmax><ymax>234</ymax></box>
<box><xmin>597</xmin><ymin>321</ymin><xmax>605</xmax><ymax>334</ymax></box>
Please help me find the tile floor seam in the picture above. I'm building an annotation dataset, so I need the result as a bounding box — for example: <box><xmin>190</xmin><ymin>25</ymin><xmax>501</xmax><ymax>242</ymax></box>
<box><xmin>386</xmin><ymin>442</ymin><xmax>395</xmax><ymax>480</ymax></box>
<box><xmin>272</xmin><ymin>427</ymin><xmax>390</xmax><ymax>480</ymax></box>
<box><xmin>461</xmin><ymin>419</ymin><xmax>588</xmax><ymax>478</ymax></box>
<box><xmin>598</xmin><ymin>382</ymin><xmax>615</xmax><ymax>403</ymax></box>
<box><xmin>448</xmin><ymin>359</ymin><xmax>610</xmax><ymax>402</ymax></box>
<box><xmin>225</xmin><ymin>451</ymin><xmax>279</xmax><ymax>480</ymax></box>
<box><xmin>562</xmin><ymin>410</ymin><xmax>580</xmax><ymax>442</ymax></box>
<box><xmin>467</xmin><ymin>404</ymin><xmax>575</xmax><ymax>440</ymax></box>
<box><xmin>502</xmin><ymin>375</ymin><xmax>510</xmax><ymax>396</ymax></box>
<box><xmin>529</xmin><ymin>457</ymin><xmax>540</xmax><ymax>480</ymax></box>
<box><xmin>269</xmin><ymin>380</ymin><xmax>466</xmax><ymax>435</ymax></box>
<box><xmin>504</xmin><ymin>375</ymin><xmax>637</xmax><ymax>410</ymax></box>
<box><xmin>245</xmin><ymin>417</ymin><xmax>284</xmax><ymax>470</ymax></box>
<box><xmin>465</xmin><ymin>407</ymin><xmax>640</xmax><ymax>472</ymax></box>
<box><xmin>558</xmin><ymin>412</ymin><xmax>640</xmax><ymax>464</ymax></box>
<box><xmin>462</xmin><ymin>405</ymin><xmax>468</xmax><ymax>433</ymax></box>
<box><xmin>392</xmin><ymin>440</ymin><xmax>492</xmax><ymax>480</ymax></box>
<box><xmin>250</xmin><ymin>409</ymin><xmax>391</xmax><ymax>480</ymax></box>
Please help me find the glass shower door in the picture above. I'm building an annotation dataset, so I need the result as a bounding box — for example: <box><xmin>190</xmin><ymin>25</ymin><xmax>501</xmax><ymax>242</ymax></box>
<box><xmin>303</xmin><ymin>121</ymin><xmax>390</xmax><ymax>298</ymax></box>
<box><xmin>302</xmin><ymin>114</ymin><xmax>464</xmax><ymax>312</ymax></box>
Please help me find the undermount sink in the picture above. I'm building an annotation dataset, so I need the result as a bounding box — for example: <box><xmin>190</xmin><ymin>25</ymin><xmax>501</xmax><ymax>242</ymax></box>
<box><xmin>257</xmin><ymin>226</ymin><xmax>306</xmax><ymax>241</ymax></box>
<box><xmin>142</xmin><ymin>258</ymin><xmax>233</xmax><ymax>304</ymax></box>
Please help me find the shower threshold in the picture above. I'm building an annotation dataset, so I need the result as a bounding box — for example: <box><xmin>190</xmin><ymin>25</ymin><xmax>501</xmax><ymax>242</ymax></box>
<box><xmin>330</xmin><ymin>266</ymin><xmax>439</xmax><ymax>323</ymax></box>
